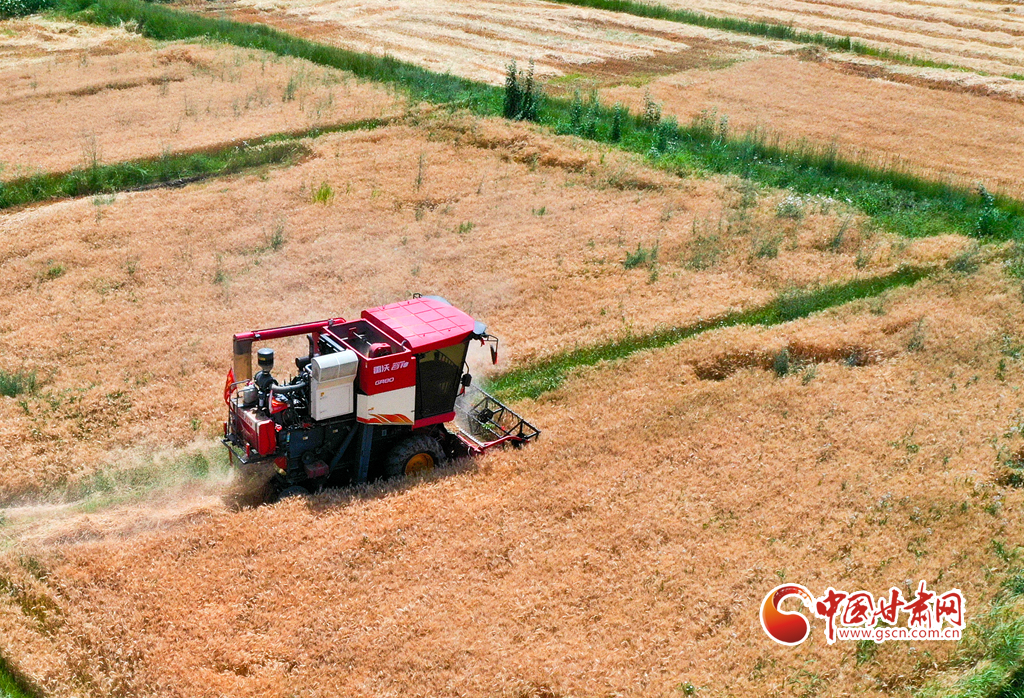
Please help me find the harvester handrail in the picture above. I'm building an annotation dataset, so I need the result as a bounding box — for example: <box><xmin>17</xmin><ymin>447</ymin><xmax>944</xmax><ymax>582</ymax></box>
<box><xmin>233</xmin><ymin>317</ymin><xmax>346</xmax><ymax>342</ymax></box>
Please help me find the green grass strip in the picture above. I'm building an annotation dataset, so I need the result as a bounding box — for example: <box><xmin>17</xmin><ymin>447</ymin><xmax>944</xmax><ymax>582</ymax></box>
<box><xmin>545</xmin><ymin>0</ymin><xmax>978</xmax><ymax>75</ymax></box>
<box><xmin>0</xmin><ymin>117</ymin><xmax>388</xmax><ymax>211</ymax></box>
<box><xmin>0</xmin><ymin>369</ymin><xmax>36</xmax><ymax>398</ymax></box>
<box><xmin>916</xmin><ymin>565</ymin><xmax>1024</xmax><ymax>698</ymax></box>
<box><xmin>489</xmin><ymin>266</ymin><xmax>931</xmax><ymax>401</ymax></box>
<box><xmin>0</xmin><ymin>655</ymin><xmax>37</xmax><ymax>698</ymax></box>
<box><xmin>0</xmin><ymin>0</ymin><xmax>51</xmax><ymax>19</ymax></box>
<box><xmin>51</xmin><ymin>0</ymin><xmax>1024</xmax><ymax>241</ymax></box>
<box><xmin>0</xmin><ymin>140</ymin><xmax>305</xmax><ymax>210</ymax></box>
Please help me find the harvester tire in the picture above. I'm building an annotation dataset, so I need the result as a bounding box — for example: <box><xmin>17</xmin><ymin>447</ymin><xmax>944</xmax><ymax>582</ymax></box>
<box><xmin>384</xmin><ymin>435</ymin><xmax>445</xmax><ymax>479</ymax></box>
<box><xmin>276</xmin><ymin>486</ymin><xmax>309</xmax><ymax>501</ymax></box>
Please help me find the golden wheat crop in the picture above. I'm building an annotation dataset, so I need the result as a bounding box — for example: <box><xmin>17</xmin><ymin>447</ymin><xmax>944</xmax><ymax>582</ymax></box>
<box><xmin>0</xmin><ymin>264</ymin><xmax>1021</xmax><ymax>697</ymax></box>
<box><xmin>0</xmin><ymin>6</ymin><xmax>1019</xmax><ymax>697</ymax></box>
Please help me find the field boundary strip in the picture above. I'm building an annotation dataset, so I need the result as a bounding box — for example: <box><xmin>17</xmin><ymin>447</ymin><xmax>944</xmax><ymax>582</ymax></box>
<box><xmin>0</xmin><ymin>117</ymin><xmax>390</xmax><ymax>211</ymax></box>
<box><xmin>916</xmin><ymin>564</ymin><xmax>1024</xmax><ymax>698</ymax></box>
<box><xmin>489</xmin><ymin>265</ymin><xmax>933</xmax><ymax>401</ymax></box>
<box><xmin>37</xmin><ymin>0</ymin><xmax>1024</xmax><ymax>241</ymax></box>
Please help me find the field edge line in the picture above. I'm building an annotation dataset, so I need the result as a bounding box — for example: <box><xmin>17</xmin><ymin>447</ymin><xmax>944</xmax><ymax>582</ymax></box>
<box><xmin>0</xmin><ymin>652</ymin><xmax>41</xmax><ymax>698</ymax></box>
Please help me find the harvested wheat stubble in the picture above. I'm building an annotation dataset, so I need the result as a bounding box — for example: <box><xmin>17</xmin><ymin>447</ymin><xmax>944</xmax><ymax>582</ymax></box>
<box><xmin>1</xmin><ymin>266</ymin><xmax>1022</xmax><ymax>697</ymax></box>
<box><xmin>0</xmin><ymin>17</ymin><xmax>400</xmax><ymax>180</ymax></box>
<box><xmin>178</xmin><ymin>0</ymin><xmax>1024</xmax><ymax>201</ymax></box>
<box><xmin>193</xmin><ymin>0</ymin><xmax>782</xmax><ymax>84</ymax></box>
<box><xmin>656</xmin><ymin>0</ymin><xmax>1024</xmax><ymax>77</ymax></box>
<box><xmin>0</xmin><ymin>15</ymin><xmax>141</xmax><ymax>67</ymax></box>
<box><xmin>196</xmin><ymin>0</ymin><xmax>1024</xmax><ymax>105</ymax></box>
<box><xmin>604</xmin><ymin>54</ymin><xmax>1024</xmax><ymax>198</ymax></box>
<box><xmin>0</xmin><ymin>115</ymin><xmax>960</xmax><ymax>498</ymax></box>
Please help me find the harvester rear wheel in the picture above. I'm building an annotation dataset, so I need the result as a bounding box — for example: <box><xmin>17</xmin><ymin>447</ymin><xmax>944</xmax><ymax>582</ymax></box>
<box><xmin>276</xmin><ymin>485</ymin><xmax>309</xmax><ymax>501</ymax></box>
<box><xmin>384</xmin><ymin>435</ymin><xmax>445</xmax><ymax>479</ymax></box>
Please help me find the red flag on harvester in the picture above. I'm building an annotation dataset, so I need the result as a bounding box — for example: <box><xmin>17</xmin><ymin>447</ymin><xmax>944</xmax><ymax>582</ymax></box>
<box><xmin>224</xmin><ymin>368</ymin><xmax>234</xmax><ymax>404</ymax></box>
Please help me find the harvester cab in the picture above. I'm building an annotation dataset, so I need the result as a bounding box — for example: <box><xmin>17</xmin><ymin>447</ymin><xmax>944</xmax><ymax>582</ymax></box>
<box><xmin>223</xmin><ymin>296</ymin><xmax>540</xmax><ymax>500</ymax></box>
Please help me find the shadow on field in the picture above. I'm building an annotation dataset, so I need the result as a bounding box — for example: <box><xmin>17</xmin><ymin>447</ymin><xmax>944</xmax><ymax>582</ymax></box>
<box><xmin>224</xmin><ymin>457</ymin><xmax>481</xmax><ymax>513</ymax></box>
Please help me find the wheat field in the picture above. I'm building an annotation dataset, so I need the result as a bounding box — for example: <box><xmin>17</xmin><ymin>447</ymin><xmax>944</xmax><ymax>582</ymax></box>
<box><xmin>1</xmin><ymin>3</ymin><xmax>1022</xmax><ymax>696</ymax></box>
<box><xmin>1</xmin><ymin>113</ymin><xmax>958</xmax><ymax>499</ymax></box>
<box><xmin>0</xmin><ymin>18</ymin><xmax>400</xmax><ymax>180</ymax></box>
<box><xmin>1</xmin><ymin>264</ymin><xmax>1021</xmax><ymax>697</ymax></box>
<box><xmin>194</xmin><ymin>0</ymin><xmax>1024</xmax><ymax>198</ymax></box>
<box><xmin>604</xmin><ymin>54</ymin><xmax>1024</xmax><ymax>198</ymax></box>
<box><xmin>661</xmin><ymin>0</ymin><xmax>1024</xmax><ymax>76</ymax></box>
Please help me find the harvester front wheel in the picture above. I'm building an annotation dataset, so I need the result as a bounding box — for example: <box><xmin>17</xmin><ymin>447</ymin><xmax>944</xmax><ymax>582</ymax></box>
<box><xmin>384</xmin><ymin>435</ymin><xmax>445</xmax><ymax>479</ymax></box>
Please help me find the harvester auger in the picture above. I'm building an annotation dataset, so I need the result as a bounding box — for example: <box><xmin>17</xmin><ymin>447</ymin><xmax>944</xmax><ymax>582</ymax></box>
<box><xmin>222</xmin><ymin>295</ymin><xmax>540</xmax><ymax>501</ymax></box>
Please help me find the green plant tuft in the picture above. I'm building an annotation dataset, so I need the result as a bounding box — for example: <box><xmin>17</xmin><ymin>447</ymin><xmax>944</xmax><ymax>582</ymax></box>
<box><xmin>610</xmin><ymin>102</ymin><xmax>626</xmax><ymax>142</ymax></box>
<box><xmin>0</xmin><ymin>369</ymin><xmax>37</xmax><ymax>398</ymax></box>
<box><xmin>624</xmin><ymin>241</ymin><xmax>658</xmax><ymax>270</ymax></box>
<box><xmin>772</xmin><ymin>348</ymin><xmax>790</xmax><ymax>377</ymax></box>
<box><xmin>312</xmin><ymin>180</ymin><xmax>334</xmax><ymax>204</ymax></box>
<box><xmin>503</xmin><ymin>59</ymin><xmax>540</xmax><ymax>122</ymax></box>
<box><xmin>39</xmin><ymin>261</ymin><xmax>66</xmax><ymax>281</ymax></box>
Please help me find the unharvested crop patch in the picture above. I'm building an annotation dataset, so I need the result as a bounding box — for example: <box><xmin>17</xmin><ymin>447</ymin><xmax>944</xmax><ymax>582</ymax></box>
<box><xmin>2</xmin><ymin>267</ymin><xmax>1023</xmax><ymax>697</ymax></box>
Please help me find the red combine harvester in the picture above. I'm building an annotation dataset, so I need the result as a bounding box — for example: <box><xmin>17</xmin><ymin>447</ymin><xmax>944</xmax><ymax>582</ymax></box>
<box><xmin>223</xmin><ymin>296</ymin><xmax>540</xmax><ymax>499</ymax></box>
